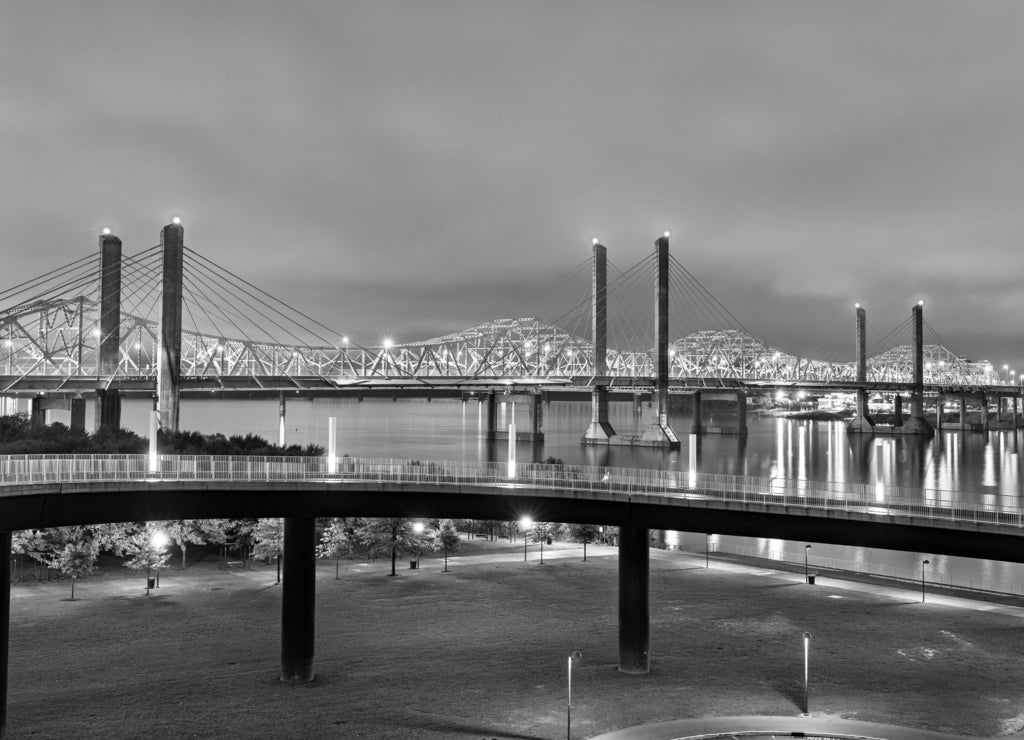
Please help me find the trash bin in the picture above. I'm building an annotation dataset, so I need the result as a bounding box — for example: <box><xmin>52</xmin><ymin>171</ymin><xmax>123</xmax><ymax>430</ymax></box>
<box><xmin>807</xmin><ymin>574</ymin><xmax>816</xmax><ymax>585</ymax></box>
<box><xmin>409</xmin><ymin>560</ymin><xmax>418</xmax><ymax>569</ymax></box>
<box><xmin>146</xmin><ymin>577</ymin><xmax>156</xmax><ymax>589</ymax></box>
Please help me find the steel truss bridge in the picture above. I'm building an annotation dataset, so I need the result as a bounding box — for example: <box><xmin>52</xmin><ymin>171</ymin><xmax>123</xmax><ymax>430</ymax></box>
<box><xmin>0</xmin><ymin>229</ymin><xmax>1003</xmax><ymax>396</ymax></box>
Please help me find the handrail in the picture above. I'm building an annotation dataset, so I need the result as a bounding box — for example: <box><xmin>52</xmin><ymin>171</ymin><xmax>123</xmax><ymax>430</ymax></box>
<box><xmin>0</xmin><ymin>454</ymin><xmax>1021</xmax><ymax>530</ymax></box>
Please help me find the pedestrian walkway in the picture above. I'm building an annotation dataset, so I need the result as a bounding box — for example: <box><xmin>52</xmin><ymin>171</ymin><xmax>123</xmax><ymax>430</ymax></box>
<box><xmin>589</xmin><ymin>714</ymin><xmax>980</xmax><ymax>740</ymax></box>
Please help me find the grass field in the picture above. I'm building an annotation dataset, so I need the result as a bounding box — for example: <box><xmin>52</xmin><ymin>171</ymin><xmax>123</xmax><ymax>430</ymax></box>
<box><xmin>8</xmin><ymin>540</ymin><xmax>1024</xmax><ymax>739</ymax></box>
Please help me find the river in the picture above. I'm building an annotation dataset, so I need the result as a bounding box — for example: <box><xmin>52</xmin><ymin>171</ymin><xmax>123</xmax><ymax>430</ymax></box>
<box><xmin>52</xmin><ymin>394</ymin><xmax>1024</xmax><ymax>595</ymax></box>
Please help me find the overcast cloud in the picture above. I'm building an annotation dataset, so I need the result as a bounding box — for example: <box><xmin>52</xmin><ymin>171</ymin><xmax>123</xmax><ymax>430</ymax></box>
<box><xmin>2</xmin><ymin>1</ymin><xmax>1023</xmax><ymax>368</ymax></box>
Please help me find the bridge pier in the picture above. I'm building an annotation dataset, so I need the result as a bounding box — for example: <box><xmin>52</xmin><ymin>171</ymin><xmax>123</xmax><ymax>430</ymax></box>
<box><xmin>894</xmin><ymin>394</ymin><xmax>903</xmax><ymax>427</ymax></box>
<box><xmin>487</xmin><ymin>392</ymin><xmax>544</xmax><ymax>443</ymax></box>
<box><xmin>1</xmin><ymin>530</ymin><xmax>8</xmax><ymax>740</ymax></box>
<box><xmin>693</xmin><ymin>391</ymin><xmax>748</xmax><ymax>435</ymax></box>
<box><xmin>639</xmin><ymin>233</ymin><xmax>679</xmax><ymax>449</ymax></box>
<box><xmin>157</xmin><ymin>221</ymin><xmax>184</xmax><ymax>433</ymax></box>
<box><xmin>281</xmin><ymin>517</ymin><xmax>316</xmax><ymax>683</ymax></box>
<box><xmin>96</xmin><ymin>230</ymin><xmax>123</xmax><ymax>432</ymax></box>
<box><xmin>847</xmin><ymin>306</ymin><xmax>874</xmax><ymax>434</ymax></box>
<box><xmin>900</xmin><ymin>302</ymin><xmax>934</xmax><ymax>436</ymax></box>
<box><xmin>691</xmin><ymin>391</ymin><xmax>702</xmax><ymax>435</ymax></box>
<box><xmin>583</xmin><ymin>239</ymin><xmax>616</xmax><ymax>444</ymax></box>
<box><xmin>70</xmin><ymin>396</ymin><xmax>86</xmax><ymax>432</ymax></box>
<box><xmin>936</xmin><ymin>394</ymin><xmax>943</xmax><ymax>431</ymax></box>
<box><xmin>29</xmin><ymin>396</ymin><xmax>44</xmax><ymax>428</ymax></box>
<box><xmin>618</xmin><ymin>526</ymin><xmax>649</xmax><ymax>674</ymax></box>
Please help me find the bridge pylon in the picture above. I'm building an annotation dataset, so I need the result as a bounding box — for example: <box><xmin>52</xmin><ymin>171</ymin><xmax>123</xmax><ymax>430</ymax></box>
<box><xmin>639</xmin><ymin>233</ymin><xmax>680</xmax><ymax>448</ymax></box>
<box><xmin>157</xmin><ymin>221</ymin><xmax>184</xmax><ymax>432</ymax></box>
<box><xmin>583</xmin><ymin>239</ymin><xmax>616</xmax><ymax>444</ymax></box>
<box><xmin>848</xmin><ymin>304</ymin><xmax>874</xmax><ymax>433</ymax></box>
<box><xmin>900</xmin><ymin>301</ymin><xmax>934</xmax><ymax>436</ymax></box>
<box><xmin>95</xmin><ymin>231</ymin><xmax>124</xmax><ymax>431</ymax></box>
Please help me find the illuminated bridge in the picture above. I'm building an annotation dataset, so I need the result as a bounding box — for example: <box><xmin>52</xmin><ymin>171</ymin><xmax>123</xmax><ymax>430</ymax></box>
<box><xmin>0</xmin><ymin>222</ymin><xmax>1017</xmax><ymax>444</ymax></box>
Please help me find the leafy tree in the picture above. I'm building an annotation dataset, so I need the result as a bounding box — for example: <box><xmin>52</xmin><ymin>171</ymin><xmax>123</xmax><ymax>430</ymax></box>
<box><xmin>123</xmin><ymin>525</ymin><xmax>171</xmax><ymax>594</ymax></box>
<box><xmin>438</xmin><ymin>519</ymin><xmax>460</xmax><ymax>573</ymax></box>
<box><xmin>356</xmin><ymin>518</ymin><xmax>431</xmax><ymax>576</ymax></box>
<box><xmin>16</xmin><ymin>527</ymin><xmax>99</xmax><ymax>598</ymax></box>
<box><xmin>159</xmin><ymin>519</ymin><xmax>229</xmax><ymax>568</ymax></box>
<box><xmin>251</xmin><ymin>518</ymin><xmax>285</xmax><ymax>583</ymax></box>
<box><xmin>568</xmin><ymin>523</ymin><xmax>602</xmax><ymax>561</ymax></box>
<box><xmin>317</xmin><ymin>518</ymin><xmax>359</xmax><ymax>579</ymax></box>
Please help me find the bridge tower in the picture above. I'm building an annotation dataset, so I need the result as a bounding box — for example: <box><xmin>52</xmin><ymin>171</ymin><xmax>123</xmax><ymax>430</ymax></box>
<box><xmin>639</xmin><ymin>232</ymin><xmax>680</xmax><ymax>448</ymax></box>
<box><xmin>848</xmin><ymin>303</ymin><xmax>874</xmax><ymax>433</ymax></box>
<box><xmin>157</xmin><ymin>220</ymin><xmax>184</xmax><ymax>432</ymax></box>
<box><xmin>583</xmin><ymin>238</ymin><xmax>616</xmax><ymax>444</ymax></box>
<box><xmin>95</xmin><ymin>230</ymin><xmax>123</xmax><ymax>431</ymax></box>
<box><xmin>902</xmin><ymin>301</ymin><xmax>934</xmax><ymax>436</ymax></box>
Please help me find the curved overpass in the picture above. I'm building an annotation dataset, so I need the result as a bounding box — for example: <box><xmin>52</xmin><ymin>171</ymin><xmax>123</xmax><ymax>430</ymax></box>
<box><xmin>2</xmin><ymin>455</ymin><xmax>1023</xmax><ymax>562</ymax></box>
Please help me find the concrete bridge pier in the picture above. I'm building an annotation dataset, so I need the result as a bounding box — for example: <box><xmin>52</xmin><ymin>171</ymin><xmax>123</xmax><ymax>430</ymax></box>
<box><xmin>157</xmin><ymin>221</ymin><xmax>184</xmax><ymax>433</ymax></box>
<box><xmin>893</xmin><ymin>394</ymin><xmax>903</xmax><ymax>427</ymax></box>
<box><xmin>96</xmin><ymin>230</ymin><xmax>123</xmax><ymax>432</ymax></box>
<box><xmin>690</xmin><ymin>391</ymin><xmax>702</xmax><ymax>435</ymax></box>
<box><xmin>935</xmin><ymin>394</ymin><xmax>943</xmax><ymax>431</ymax></box>
<box><xmin>959</xmin><ymin>397</ymin><xmax>968</xmax><ymax>431</ymax></box>
<box><xmin>847</xmin><ymin>306</ymin><xmax>874</xmax><ymax>433</ymax></box>
<box><xmin>1014</xmin><ymin>397</ymin><xmax>1020</xmax><ymax>429</ymax></box>
<box><xmin>281</xmin><ymin>517</ymin><xmax>316</xmax><ymax>683</ymax></box>
<box><xmin>70</xmin><ymin>396</ymin><xmax>86</xmax><ymax>432</ymax></box>
<box><xmin>639</xmin><ymin>233</ymin><xmax>680</xmax><ymax>449</ymax></box>
<box><xmin>618</xmin><ymin>526</ymin><xmax>649</xmax><ymax>674</ymax></box>
<box><xmin>901</xmin><ymin>302</ymin><xmax>934</xmax><ymax>436</ymax></box>
<box><xmin>29</xmin><ymin>396</ymin><xmax>44</xmax><ymax>428</ymax></box>
<box><xmin>694</xmin><ymin>391</ymin><xmax>748</xmax><ymax>435</ymax></box>
<box><xmin>1</xmin><ymin>530</ymin><xmax>9</xmax><ymax>740</ymax></box>
<box><xmin>583</xmin><ymin>239</ymin><xmax>616</xmax><ymax>444</ymax></box>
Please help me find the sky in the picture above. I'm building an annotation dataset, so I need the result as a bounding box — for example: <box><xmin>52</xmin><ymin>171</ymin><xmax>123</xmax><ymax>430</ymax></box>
<box><xmin>2</xmin><ymin>1</ymin><xmax>1024</xmax><ymax>371</ymax></box>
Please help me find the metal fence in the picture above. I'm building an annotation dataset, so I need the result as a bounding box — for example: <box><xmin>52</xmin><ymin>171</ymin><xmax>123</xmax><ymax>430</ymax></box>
<box><xmin>1</xmin><ymin>454</ymin><xmax>1022</xmax><ymax>530</ymax></box>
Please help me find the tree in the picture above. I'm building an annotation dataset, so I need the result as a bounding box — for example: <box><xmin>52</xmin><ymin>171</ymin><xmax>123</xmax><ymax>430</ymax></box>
<box><xmin>356</xmin><ymin>518</ymin><xmax>430</xmax><ymax>576</ymax></box>
<box><xmin>123</xmin><ymin>525</ymin><xmax>171</xmax><ymax>595</ymax></box>
<box><xmin>317</xmin><ymin>518</ymin><xmax>358</xmax><ymax>579</ymax></box>
<box><xmin>568</xmin><ymin>523</ymin><xmax>602</xmax><ymax>561</ymax></box>
<box><xmin>18</xmin><ymin>526</ymin><xmax>100</xmax><ymax>598</ymax></box>
<box><xmin>160</xmin><ymin>519</ymin><xmax>229</xmax><ymax>568</ymax></box>
<box><xmin>251</xmin><ymin>518</ymin><xmax>285</xmax><ymax>583</ymax></box>
<box><xmin>438</xmin><ymin>519</ymin><xmax>460</xmax><ymax>573</ymax></box>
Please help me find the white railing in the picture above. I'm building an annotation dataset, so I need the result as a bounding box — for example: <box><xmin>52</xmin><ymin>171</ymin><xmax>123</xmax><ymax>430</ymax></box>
<box><xmin>0</xmin><ymin>454</ymin><xmax>1022</xmax><ymax>531</ymax></box>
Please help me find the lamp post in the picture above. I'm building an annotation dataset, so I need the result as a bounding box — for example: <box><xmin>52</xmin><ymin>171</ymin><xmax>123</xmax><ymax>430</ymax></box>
<box><xmin>521</xmin><ymin>516</ymin><xmax>532</xmax><ymax>561</ymax></box>
<box><xmin>921</xmin><ymin>559</ymin><xmax>930</xmax><ymax>603</ymax></box>
<box><xmin>148</xmin><ymin>530</ymin><xmax>169</xmax><ymax>595</ymax></box>
<box><xmin>567</xmin><ymin>650</ymin><xmax>582</xmax><ymax>740</ymax></box>
<box><xmin>412</xmin><ymin>521</ymin><xmax>425</xmax><ymax>568</ymax></box>
<box><xmin>803</xmin><ymin>631</ymin><xmax>811</xmax><ymax>715</ymax></box>
<box><xmin>804</xmin><ymin>544</ymin><xmax>812</xmax><ymax>583</ymax></box>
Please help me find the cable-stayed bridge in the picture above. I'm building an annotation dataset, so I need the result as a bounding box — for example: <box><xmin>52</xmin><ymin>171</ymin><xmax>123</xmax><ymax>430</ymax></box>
<box><xmin>0</xmin><ymin>222</ymin><xmax>1017</xmax><ymax>443</ymax></box>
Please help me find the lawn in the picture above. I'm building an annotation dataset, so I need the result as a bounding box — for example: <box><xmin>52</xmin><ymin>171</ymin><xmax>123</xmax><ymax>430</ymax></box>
<box><xmin>8</xmin><ymin>541</ymin><xmax>1024</xmax><ymax>739</ymax></box>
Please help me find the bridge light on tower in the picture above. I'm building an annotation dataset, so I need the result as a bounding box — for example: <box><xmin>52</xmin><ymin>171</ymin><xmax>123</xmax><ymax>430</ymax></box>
<box><xmin>663</xmin><ymin>231</ymin><xmax>670</xmax><ymax>238</ymax></box>
<box><xmin>592</xmin><ymin>237</ymin><xmax>600</xmax><ymax>245</ymax></box>
<box><xmin>171</xmin><ymin>216</ymin><xmax>181</xmax><ymax>225</ymax></box>
<box><xmin>102</xmin><ymin>227</ymin><xmax>111</xmax><ymax>235</ymax></box>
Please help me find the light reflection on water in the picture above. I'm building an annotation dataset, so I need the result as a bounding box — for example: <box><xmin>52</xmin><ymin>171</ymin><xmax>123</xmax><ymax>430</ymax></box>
<box><xmin>105</xmin><ymin>395</ymin><xmax>1024</xmax><ymax>594</ymax></box>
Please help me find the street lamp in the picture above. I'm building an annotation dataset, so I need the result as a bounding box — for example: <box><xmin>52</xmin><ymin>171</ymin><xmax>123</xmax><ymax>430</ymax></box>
<box><xmin>412</xmin><ymin>521</ymin><xmax>425</xmax><ymax>567</ymax></box>
<box><xmin>921</xmin><ymin>559</ymin><xmax>930</xmax><ymax>603</ymax></box>
<box><xmin>567</xmin><ymin>650</ymin><xmax>582</xmax><ymax>740</ymax></box>
<box><xmin>802</xmin><ymin>631</ymin><xmax>812</xmax><ymax>715</ymax></box>
<box><xmin>520</xmin><ymin>516</ymin><xmax>532</xmax><ymax>561</ymax></box>
<box><xmin>804</xmin><ymin>544</ymin><xmax>812</xmax><ymax>584</ymax></box>
<box><xmin>148</xmin><ymin>530</ymin><xmax>169</xmax><ymax>594</ymax></box>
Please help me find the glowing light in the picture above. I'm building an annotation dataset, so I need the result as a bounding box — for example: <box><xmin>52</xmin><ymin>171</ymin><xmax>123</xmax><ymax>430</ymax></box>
<box><xmin>592</xmin><ymin>237</ymin><xmax>600</xmax><ymax>245</ymax></box>
<box><xmin>171</xmin><ymin>216</ymin><xmax>181</xmax><ymax>225</ymax></box>
<box><xmin>854</xmin><ymin>302</ymin><xmax>860</xmax><ymax>308</ymax></box>
<box><xmin>412</xmin><ymin>521</ymin><xmax>425</xmax><ymax>534</ymax></box>
<box><xmin>382</xmin><ymin>337</ymin><xmax>394</xmax><ymax>350</ymax></box>
<box><xmin>134</xmin><ymin>342</ymin><xmax>142</xmax><ymax>349</ymax></box>
<box><xmin>341</xmin><ymin>336</ymin><xmax>349</xmax><ymax>345</ymax></box>
<box><xmin>520</xmin><ymin>516</ymin><xmax>533</xmax><ymax>530</ymax></box>
<box><xmin>92</xmin><ymin>329</ymin><xmax>101</xmax><ymax>338</ymax></box>
<box><xmin>101</xmin><ymin>227</ymin><xmax>111</xmax><ymax>236</ymax></box>
<box><xmin>543</xmin><ymin>343</ymin><xmax>550</xmax><ymax>352</ymax></box>
<box><xmin>917</xmin><ymin>300</ymin><xmax>924</xmax><ymax>306</ymax></box>
<box><xmin>150</xmin><ymin>531</ymin><xmax>169</xmax><ymax>549</ymax></box>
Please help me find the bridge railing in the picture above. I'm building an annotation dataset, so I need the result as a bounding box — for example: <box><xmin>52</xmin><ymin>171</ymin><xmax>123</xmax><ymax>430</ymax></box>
<box><xmin>0</xmin><ymin>454</ymin><xmax>1021</xmax><ymax>530</ymax></box>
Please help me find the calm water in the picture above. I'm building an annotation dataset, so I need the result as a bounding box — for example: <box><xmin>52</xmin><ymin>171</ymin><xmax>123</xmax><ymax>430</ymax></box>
<box><xmin>55</xmin><ymin>395</ymin><xmax>1024</xmax><ymax>593</ymax></box>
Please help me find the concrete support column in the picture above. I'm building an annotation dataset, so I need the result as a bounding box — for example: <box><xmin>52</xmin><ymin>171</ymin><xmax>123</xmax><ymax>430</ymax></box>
<box><xmin>736</xmin><ymin>391</ymin><xmax>747</xmax><ymax>435</ymax></box>
<box><xmin>848</xmin><ymin>305</ymin><xmax>874</xmax><ymax>434</ymax></box>
<box><xmin>531</xmin><ymin>393</ymin><xmax>543</xmax><ymax>439</ymax></box>
<box><xmin>485</xmin><ymin>392</ymin><xmax>497</xmax><ymax>442</ymax></box>
<box><xmin>29</xmin><ymin>396</ymin><xmax>44</xmax><ymax>428</ymax></box>
<box><xmin>584</xmin><ymin>240</ymin><xmax>615</xmax><ymax>443</ymax></box>
<box><xmin>936</xmin><ymin>395</ymin><xmax>943</xmax><ymax>431</ymax></box>
<box><xmin>1</xmin><ymin>531</ymin><xmax>9</xmax><ymax>740</ymax></box>
<box><xmin>281</xmin><ymin>517</ymin><xmax>316</xmax><ymax>683</ymax></box>
<box><xmin>894</xmin><ymin>394</ymin><xmax>903</xmax><ymax>427</ymax></box>
<box><xmin>1014</xmin><ymin>397</ymin><xmax>1019</xmax><ymax>429</ymax></box>
<box><xmin>70</xmin><ymin>397</ymin><xmax>86</xmax><ymax>432</ymax></box>
<box><xmin>691</xmin><ymin>391</ymin><xmax>702</xmax><ymax>435</ymax></box>
<box><xmin>96</xmin><ymin>231</ymin><xmax>123</xmax><ymax>431</ymax></box>
<box><xmin>983</xmin><ymin>395</ymin><xmax>990</xmax><ymax>432</ymax></box>
<box><xmin>640</xmin><ymin>233</ymin><xmax>679</xmax><ymax>448</ymax></box>
<box><xmin>157</xmin><ymin>221</ymin><xmax>184</xmax><ymax>432</ymax></box>
<box><xmin>960</xmin><ymin>397</ymin><xmax>967</xmax><ymax>431</ymax></box>
<box><xmin>618</xmin><ymin>526</ymin><xmax>649</xmax><ymax>674</ymax></box>
<box><xmin>902</xmin><ymin>301</ymin><xmax>934</xmax><ymax>436</ymax></box>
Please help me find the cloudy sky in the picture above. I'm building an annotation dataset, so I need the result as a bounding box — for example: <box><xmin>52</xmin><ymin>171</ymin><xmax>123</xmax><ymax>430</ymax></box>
<box><xmin>3</xmin><ymin>1</ymin><xmax>1023</xmax><ymax>370</ymax></box>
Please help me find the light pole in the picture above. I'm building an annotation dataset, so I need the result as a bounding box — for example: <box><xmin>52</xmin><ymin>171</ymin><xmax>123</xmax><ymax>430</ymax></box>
<box><xmin>412</xmin><ymin>521</ymin><xmax>425</xmax><ymax>567</ymax></box>
<box><xmin>921</xmin><ymin>559</ymin><xmax>930</xmax><ymax>603</ymax></box>
<box><xmin>803</xmin><ymin>631</ymin><xmax>812</xmax><ymax>715</ymax></box>
<box><xmin>567</xmin><ymin>650</ymin><xmax>582</xmax><ymax>740</ymax></box>
<box><xmin>521</xmin><ymin>516</ymin><xmax>532</xmax><ymax>561</ymax></box>
<box><xmin>148</xmin><ymin>530</ymin><xmax>169</xmax><ymax>595</ymax></box>
<box><xmin>804</xmin><ymin>544</ymin><xmax>812</xmax><ymax>583</ymax></box>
